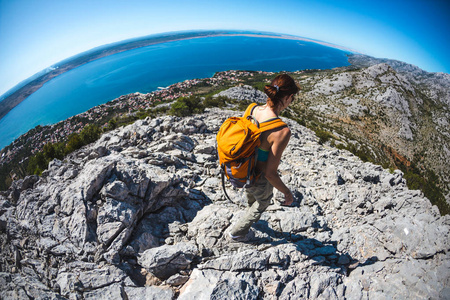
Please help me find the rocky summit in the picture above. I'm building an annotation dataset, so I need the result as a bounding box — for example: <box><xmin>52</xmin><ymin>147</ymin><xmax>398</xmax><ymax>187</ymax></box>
<box><xmin>0</xmin><ymin>107</ymin><xmax>449</xmax><ymax>299</ymax></box>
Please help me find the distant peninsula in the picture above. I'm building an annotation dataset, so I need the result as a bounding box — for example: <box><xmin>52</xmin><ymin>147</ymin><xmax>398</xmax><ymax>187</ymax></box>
<box><xmin>0</xmin><ymin>30</ymin><xmax>220</xmax><ymax>120</ymax></box>
<box><xmin>0</xmin><ymin>30</ymin><xmax>354</xmax><ymax>121</ymax></box>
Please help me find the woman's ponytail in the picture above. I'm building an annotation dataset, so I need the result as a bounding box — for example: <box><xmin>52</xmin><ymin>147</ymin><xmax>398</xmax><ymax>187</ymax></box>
<box><xmin>264</xmin><ymin>84</ymin><xmax>279</xmax><ymax>100</ymax></box>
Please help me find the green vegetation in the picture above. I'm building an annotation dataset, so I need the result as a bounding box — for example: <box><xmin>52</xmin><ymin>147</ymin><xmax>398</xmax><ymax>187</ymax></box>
<box><xmin>402</xmin><ymin>165</ymin><xmax>450</xmax><ymax>215</ymax></box>
<box><xmin>27</xmin><ymin>125</ymin><xmax>101</xmax><ymax>175</ymax></box>
<box><xmin>26</xmin><ymin>152</ymin><xmax>47</xmax><ymax>176</ymax></box>
<box><xmin>148</xmin><ymin>106</ymin><xmax>170</xmax><ymax>118</ymax></box>
<box><xmin>281</xmin><ymin>110</ymin><xmax>306</xmax><ymax>127</ymax></box>
<box><xmin>234</xmin><ymin>99</ymin><xmax>252</xmax><ymax>112</ymax></box>
<box><xmin>169</xmin><ymin>96</ymin><xmax>205</xmax><ymax>117</ymax></box>
<box><xmin>106</xmin><ymin>118</ymin><xmax>118</xmax><ymax>131</ymax></box>
<box><xmin>335</xmin><ymin>143</ymin><xmax>375</xmax><ymax>164</ymax></box>
<box><xmin>169</xmin><ymin>94</ymin><xmax>249</xmax><ymax>117</ymax></box>
<box><xmin>251</xmin><ymin>81</ymin><xmax>269</xmax><ymax>92</ymax></box>
<box><xmin>203</xmin><ymin>95</ymin><xmax>227</xmax><ymax>108</ymax></box>
<box><xmin>314</xmin><ymin>128</ymin><xmax>334</xmax><ymax>145</ymax></box>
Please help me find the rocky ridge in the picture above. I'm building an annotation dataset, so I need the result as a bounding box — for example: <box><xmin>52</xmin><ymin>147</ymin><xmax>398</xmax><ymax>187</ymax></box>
<box><xmin>292</xmin><ymin>59</ymin><xmax>450</xmax><ymax>205</ymax></box>
<box><xmin>0</xmin><ymin>105</ymin><xmax>449</xmax><ymax>299</ymax></box>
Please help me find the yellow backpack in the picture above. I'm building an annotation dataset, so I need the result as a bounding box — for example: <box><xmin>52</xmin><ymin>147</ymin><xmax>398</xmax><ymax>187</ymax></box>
<box><xmin>216</xmin><ymin>103</ymin><xmax>286</xmax><ymax>200</ymax></box>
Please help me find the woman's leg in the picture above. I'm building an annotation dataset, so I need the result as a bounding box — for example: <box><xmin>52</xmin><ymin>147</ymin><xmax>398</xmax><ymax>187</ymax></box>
<box><xmin>230</xmin><ymin>176</ymin><xmax>273</xmax><ymax>237</ymax></box>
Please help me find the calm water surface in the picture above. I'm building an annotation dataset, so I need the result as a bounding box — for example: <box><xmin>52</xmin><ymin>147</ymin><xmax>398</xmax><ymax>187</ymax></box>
<box><xmin>0</xmin><ymin>35</ymin><xmax>351</xmax><ymax>149</ymax></box>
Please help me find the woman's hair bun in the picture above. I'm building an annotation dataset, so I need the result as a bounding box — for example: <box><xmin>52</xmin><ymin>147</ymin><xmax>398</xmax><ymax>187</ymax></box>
<box><xmin>263</xmin><ymin>74</ymin><xmax>300</xmax><ymax>108</ymax></box>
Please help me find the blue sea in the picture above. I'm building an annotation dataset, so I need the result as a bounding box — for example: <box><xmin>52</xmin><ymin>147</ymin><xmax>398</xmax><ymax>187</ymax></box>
<box><xmin>0</xmin><ymin>34</ymin><xmax>352</xmax><ymax>150</ymax></box>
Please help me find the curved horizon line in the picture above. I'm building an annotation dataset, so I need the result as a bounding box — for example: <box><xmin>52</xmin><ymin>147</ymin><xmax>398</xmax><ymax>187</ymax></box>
<box><xmin>1</xmin><ymin>29</ymin><xmax>359</xmax><ymax>100</ymax></box>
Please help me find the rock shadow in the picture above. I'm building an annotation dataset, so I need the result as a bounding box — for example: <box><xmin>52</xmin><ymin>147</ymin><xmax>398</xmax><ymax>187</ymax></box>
<box><xmin>253</xmin><ymin>219</ymin><xmax>378</xmax><ymax>275</ymax></box>
<box><xmin>119</xmin><ymin>189</ymin><xmax>213</xmax><ymax>285</ymax></box>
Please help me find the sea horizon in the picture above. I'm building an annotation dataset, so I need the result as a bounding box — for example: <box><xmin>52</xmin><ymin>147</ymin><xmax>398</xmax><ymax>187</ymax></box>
<box><xmin>0</xmin><ymin>30</ymin><xmax>356</xmax><ymax>102</ymax></box>
<box><xmin>0</xmin><ymin>31</ymin><xmax>353</xmax><ymax>150</ymax></box>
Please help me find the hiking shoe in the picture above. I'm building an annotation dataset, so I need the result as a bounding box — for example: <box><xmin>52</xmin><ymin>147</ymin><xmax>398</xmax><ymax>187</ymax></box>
<box><xmin>226</xmin><ymin>229</ymin><xmax>255</xmax><ymax>243</ymax></box>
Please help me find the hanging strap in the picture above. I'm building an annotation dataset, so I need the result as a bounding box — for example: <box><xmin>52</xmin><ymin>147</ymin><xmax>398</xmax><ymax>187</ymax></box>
<box><xmin>220</xmin><ymin>165</ymin><xmax>233</xmax><ymax>202</ymax></box>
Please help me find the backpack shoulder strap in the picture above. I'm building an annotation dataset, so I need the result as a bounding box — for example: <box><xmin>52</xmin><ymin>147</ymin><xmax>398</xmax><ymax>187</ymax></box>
<box><xmin>260</xmin><ymin>118</ymin><xmax>287</xmax><ymax>133</ymax></box>
<box><xmin>243</xmin><ymin>103</ymin><xmax>258</xmax><ymax>118</ymax></box>
<box><xmin>243</xmin><ymin>103</ymin><xmax>287</xmax><ymax>132</ymax></box>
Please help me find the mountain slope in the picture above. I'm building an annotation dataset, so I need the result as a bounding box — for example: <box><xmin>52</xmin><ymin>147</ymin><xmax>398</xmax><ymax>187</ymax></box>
<box><xmin>1</xmin><ymin>108</ymin><xmax>448</xmax><ymax>299</ymax></box>
<box><xmin>289</xmin><ymin>56</ymin><xmax>450</xmax><ymax>211</ymax></box>
<box><xmin>2</xmin><ymin>58</ymin><xmax>449</xmax><ymax>215</ymax></box>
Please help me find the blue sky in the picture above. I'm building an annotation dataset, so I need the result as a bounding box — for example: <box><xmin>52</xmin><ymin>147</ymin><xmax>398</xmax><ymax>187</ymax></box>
<box><xmin>0</xmin><ymin>0</ymin><xmax>449</xmax><ymax>97</ymax></box>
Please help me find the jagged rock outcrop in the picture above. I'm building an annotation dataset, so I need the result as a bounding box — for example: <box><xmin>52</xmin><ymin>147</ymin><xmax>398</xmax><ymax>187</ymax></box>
<box><xmin>215</xmin><ymin>84</ymin><xmax>267</xmax><ymax>103</ymax></box>
<box><xmin>294</xmin><ymin>59</ymin><xmax>450</xmax><ymax>204</ymax></box>
<box><xmin>0</xmin><ymin>108</ymin><xmax>449</xmax><ymax>299</ymax></box>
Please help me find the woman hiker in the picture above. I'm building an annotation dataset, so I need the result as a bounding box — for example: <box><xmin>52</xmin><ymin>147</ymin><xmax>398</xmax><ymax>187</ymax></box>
<box><xmin>228</xmin><ymin>74</ymin><xmax>300</xmax><ymax>242</ymax></box>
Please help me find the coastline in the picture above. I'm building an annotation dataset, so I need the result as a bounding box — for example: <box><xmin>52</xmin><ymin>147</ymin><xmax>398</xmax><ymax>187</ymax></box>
<box><xmin>0</xmin><ymin>70</ymin><xmax>269</xmax><ymax>165</ymax></box>
<box><xmin>0</xmin><ymin>31</ymin><xmax>216</xmax><ymax>120</ymax></box>
<box><xmin>0</xmin><ymin>30</ymin><xmax>355</xmax><ymax>121</ymax></box>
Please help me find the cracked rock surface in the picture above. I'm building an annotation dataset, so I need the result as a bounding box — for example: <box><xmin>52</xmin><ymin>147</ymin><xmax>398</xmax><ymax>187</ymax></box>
<box><xmin>0</xmin><ymin>108</ymin><xmax>449</xmax><ymax>299</ymax></box>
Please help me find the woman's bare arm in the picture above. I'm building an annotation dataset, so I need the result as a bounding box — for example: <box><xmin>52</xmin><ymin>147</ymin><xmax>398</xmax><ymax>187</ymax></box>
<box><xmin>264</xmin><ymin>127</ymin><xmax>294</xmax><ymax>205</ymax></box>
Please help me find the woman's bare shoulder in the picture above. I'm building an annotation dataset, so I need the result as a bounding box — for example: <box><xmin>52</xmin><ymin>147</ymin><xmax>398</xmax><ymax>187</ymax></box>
<box><xmin>267</xmin><ymin>126</ymin><xmax>290</xmax><ymax>144</ymax></box>
<box><xmin>276</xmin><ymin>126</ymin><xmax>291</xmax><ymax>139</ymax></box>
<box><xmin>254</xmin><ymin>105</ymin><xmax>277</xmax><ymax>121</ymax></box>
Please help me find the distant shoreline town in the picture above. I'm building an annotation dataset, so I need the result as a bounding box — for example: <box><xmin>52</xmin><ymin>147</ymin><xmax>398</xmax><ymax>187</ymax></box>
<box><xmin>0</xmin><ymin>70</ymin><xmax>274</xmax><ymax>166</ymax></box>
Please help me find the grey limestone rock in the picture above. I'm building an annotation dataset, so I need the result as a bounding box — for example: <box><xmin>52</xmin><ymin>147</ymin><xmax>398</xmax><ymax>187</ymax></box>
<box><xmin>215</xmin><ymin>84</ymin><xmax>267</xmax><ymax>103</ymax></box>
<box><xmin>199</xmin><ymin>249</ymin><xmax>267</xmax><ymax>271</ymax></box>
<box><xmin>0</xmin><ymin>108</ymin><xmax>448</xmax><ymax>299</ymax></box>
<box><xmin>138</xmin><ymin>242</ymin><xmax>199</xmax><ymax>279</ymax></box>
<box><xmin>178</xmin><ymin>269</ymin><xmax>260</xmax><ymax>300</ymax></box>
<box><xmin>124</xmin><ymin>285</ymin><xmax>175</xmax><ymax>300</ymax></box>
